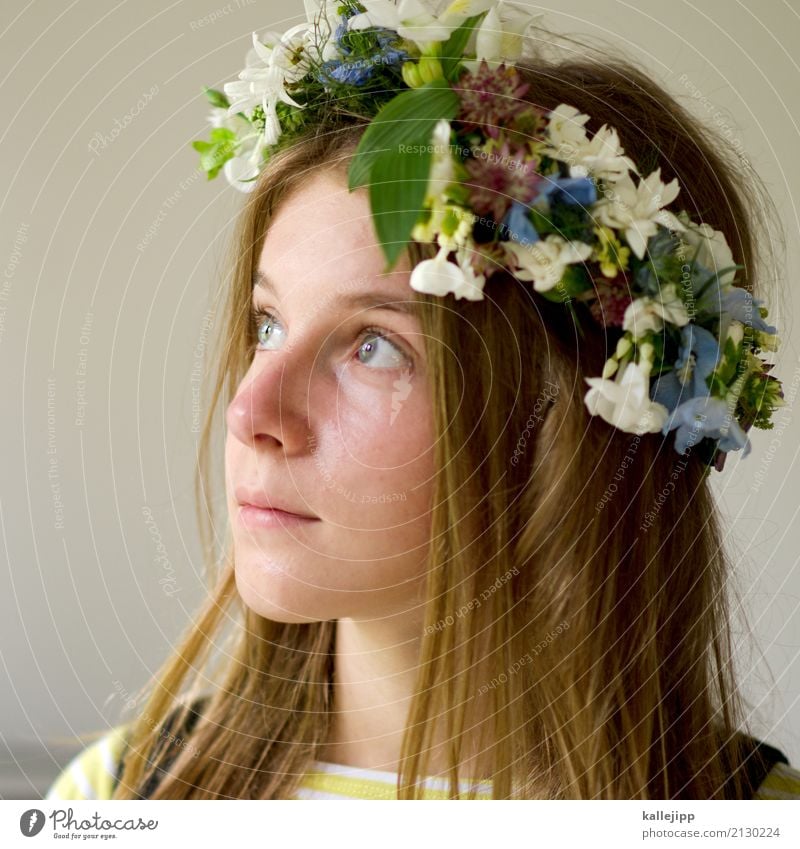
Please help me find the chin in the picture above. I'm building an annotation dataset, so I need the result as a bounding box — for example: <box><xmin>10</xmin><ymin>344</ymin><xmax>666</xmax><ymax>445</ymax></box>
<box><xmin>232</xmin><ymin>557</ymin><xmax>333</xmax><ymax>624</ymax></box>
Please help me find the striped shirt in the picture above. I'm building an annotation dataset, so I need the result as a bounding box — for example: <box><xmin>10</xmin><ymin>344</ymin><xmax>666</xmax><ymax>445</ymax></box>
<box><xmin>44</xmin><ymin>724</ymin><xmax>800</xmax><ymax>801</ymax></box>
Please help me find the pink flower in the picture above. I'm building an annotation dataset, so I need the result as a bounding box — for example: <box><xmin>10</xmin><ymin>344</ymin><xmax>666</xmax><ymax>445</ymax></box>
<box><xmin>464</xmin><ymin>137</ymin><xmax>542</xmax><ymax>222</ymax></box>
<box><xmin>588</xmin><ymin>275</ymin><xmax>632</xmax><ymax>328</ymax></box>
<box><xmin>454</xmin><ymin>59</ymin><xmax>537</xmax><ymax>138</ymax></box>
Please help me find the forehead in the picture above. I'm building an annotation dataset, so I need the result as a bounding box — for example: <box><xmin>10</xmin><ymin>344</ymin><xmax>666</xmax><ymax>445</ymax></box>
<box><xmin>252</xmin><ymin>268</ymin><xmax>419</xmax><ymax>318</ymax></box>
<box><xmin>253</xmin><ymin>171</ymin><xmax>415</xmax><ymax>310</ymax></box>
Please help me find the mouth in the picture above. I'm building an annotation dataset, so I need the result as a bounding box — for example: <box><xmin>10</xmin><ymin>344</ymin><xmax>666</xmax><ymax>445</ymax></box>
<box><xmin>233</xmin><ymin>483</ymin><xmax>319</xmax><ymax>519</ymax></box>
<box><xmin>237</xmin><ymin>503</ymin><xmax>320</xmax><ymax>530</ymax></box>
<box><xmin>234</xmin><ymin>486</ymin><xmax>319</xmax><ymax>529</ymax></box>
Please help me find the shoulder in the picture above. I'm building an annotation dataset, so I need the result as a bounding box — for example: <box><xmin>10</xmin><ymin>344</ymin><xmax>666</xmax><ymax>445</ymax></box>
<box><xmin>754</xmin><ymin>761</ymin><xmax>800</xmax><ymax>800</ymax></box>
<box><xmin>44</xmin><ymin>724</ymin><xmax>130</xmax><ymax>801</ymax></box>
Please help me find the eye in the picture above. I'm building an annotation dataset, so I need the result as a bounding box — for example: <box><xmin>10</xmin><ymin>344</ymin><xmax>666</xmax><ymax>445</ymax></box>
<box><xmin>248</xmin><ymin>305</ymin><xmax>411</xmax><ymax>370</ymax></box>
<box><xmin>250</xmin><ymin>305</ymin><xmax>286</xmax><ymax>351</ymax></box>
<box><xmin>356</xmin><ymin>328</ymin><xmax>409</xmax><ymax>370</ymax></box>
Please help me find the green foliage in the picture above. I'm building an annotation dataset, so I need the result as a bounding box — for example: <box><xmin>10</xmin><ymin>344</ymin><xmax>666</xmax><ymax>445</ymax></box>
<box><xmin>346</xmin><ymin>79</ymin><xmax>460</xmax><ymax>268</ymax></box>
<box><xmin>633</xmin><ymin>228</ymin><xmax>686</xmax><ymax>298</ymax></box>
<box><xmin>737</xmin><ymin>368</ymin><xmax>784</xmax><ymax>431</ymax></box>
<box><xmin>369</xmin><ymin>145</ymin><xmax>433</xmax><ymax>270</ymax></box>
<box><xmin>546</xmin><ymin>199</ymin><xmax>594</xmax><ymax>242</ymax></box>
<box><xmin>192</xmin><ymin>127</ymin><xmax>237</xmax><ymax>179</ymax></box>
<box><xmin>440</xmin><ymin>13</ymin><xmax>489</xmax><ymax>81</ymax></box>
<box><xmin>706</xmin><ymin>330</ymin><xmax>749</xmax><ymax>396</ymax></box>
<box><xmin>203</xmin><ymin>87</ymin><xmax>230</xmax><ymax>109</ymax></box>
<box><xmin>348</xmin><ymin>80</ymin><xmax>460</xmax><ymax>189</ymax></box>
<box><xmin>274</xmin><ymin>101</ymin><xmax>306</xmax><ymax>134</ymax></box>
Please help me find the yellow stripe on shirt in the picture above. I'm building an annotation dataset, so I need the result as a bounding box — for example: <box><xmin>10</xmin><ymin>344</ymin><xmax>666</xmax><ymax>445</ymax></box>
<box><xmin>45</xmin><ymin>724</ymin><xmax>129</xmax><ymax>801</ymax></box>
<box><xmin>44</xmin><ymin>725</ymin><xmax>800</xmax><ymax>801</ymax></box>
<box><xmin>753</xmin><ymin>762</ymin><xmax>800</xmax><ymax>799</ymax></box>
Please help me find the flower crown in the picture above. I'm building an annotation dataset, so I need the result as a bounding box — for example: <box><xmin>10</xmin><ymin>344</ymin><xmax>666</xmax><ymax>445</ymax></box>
<box><xmin>194</xmin><ymin>0</ymin><xmax>785</xmax><ymax>473</ymax></box>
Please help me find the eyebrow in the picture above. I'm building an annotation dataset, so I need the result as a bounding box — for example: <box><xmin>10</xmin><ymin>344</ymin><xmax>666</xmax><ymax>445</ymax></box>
<box><xmin>252</xmin><ymin>269</ymin><xmax>419</xmax><ymax>317</ymax></box>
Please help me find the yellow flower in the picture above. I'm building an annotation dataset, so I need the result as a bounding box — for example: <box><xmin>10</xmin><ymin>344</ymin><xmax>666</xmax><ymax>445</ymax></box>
<box><xmin>593</xmin><ymin>225</ymin><xmax>630</xmax><ymax>278</ymax></box>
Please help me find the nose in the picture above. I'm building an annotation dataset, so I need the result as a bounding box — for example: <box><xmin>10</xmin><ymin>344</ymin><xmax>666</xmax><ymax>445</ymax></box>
<box><xmin>226</xmin><ymin>353</ymin><xmax>312</xmax><ymax>453</ymax></box>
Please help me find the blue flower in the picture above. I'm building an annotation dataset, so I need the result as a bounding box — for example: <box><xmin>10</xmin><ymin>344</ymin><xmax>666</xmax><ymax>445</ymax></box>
<box><xmin>375</xmin><ymin>29</ymin><xmax>402</xmax><ymax>49</ymax></box>
<box><xmin>662</xmin><ymin>395</ymin><xmax>750</xmax><ymax>456</ymax></box>
<box><xmin>717</xmin><ymin>286</ymin><xmax>777</xmax><ymax>334</ymax></box>
<box><xmin>334</xmin><ymin>20</ymin><xmax>352</xmax><ymax>54</ymax></box>
<box><xmin>502</xmin><ymin>200</ymin><xmax>540</xmax><ymax>245</ymax></box>
<box><xmin>317</xmin><ymin>28</ymin><xmax>409</xmax><ymax>88</ymax></box>
<box><xmin>650</xmin><ymin>324</ymin><xmax>721</xmax><ymax>412</ymax></box>
<box><xmin>635</xmin><ymin>228</ymin><xmax>683</xmax><ymax>296</ymax></box>
<box><xmin>690</xmin><ymin>265</ymin><xmax>777</xmax><ymax>334</ymax></box>
<box><xmin>533</xmin><ymin>176</ymin><xmax>597</xmax><ymax>208</ymax></box>
<box><xmin>319</xmin><ymin>58</ymin><xmax>373</xmax><ymax>85</ymax></box>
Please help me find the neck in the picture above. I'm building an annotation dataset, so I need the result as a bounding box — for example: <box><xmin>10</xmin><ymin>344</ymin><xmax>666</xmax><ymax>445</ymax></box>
<box><xmin>318</xmin><ymin>614</ymin><xmax>419</xmax><ymax>773</ymax></box>
<box><xmin>318</xmin><ymin>615</ymin><xmax>493</xmax><ymax>780</ymax></box>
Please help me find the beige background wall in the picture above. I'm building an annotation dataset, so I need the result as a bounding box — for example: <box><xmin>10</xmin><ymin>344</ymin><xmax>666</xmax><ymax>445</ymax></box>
<box><xmin>1</xmin><ymin>0</ymin><xmax>798</xmax><ymax>798</ymax></box>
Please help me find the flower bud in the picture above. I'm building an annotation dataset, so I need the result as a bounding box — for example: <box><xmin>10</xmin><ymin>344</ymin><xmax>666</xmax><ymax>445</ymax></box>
<box><xmin>615</xmin><ymin>335</ymin><xmax>632</xmax><ymax>359</ymax></box>
<box><xmin>602</xmin><ymin>358</ymin><xmax>618</xmax><ymax>379</ymax></box>
<box><xmin>402</xmin><ymin>61</ymin><xmax>422</xmax><ymax>88</ymax></box>
<box><xmin>418</xmin><ymin>56</ymin><xmax>443</xmax><ymax>84</ymax></box>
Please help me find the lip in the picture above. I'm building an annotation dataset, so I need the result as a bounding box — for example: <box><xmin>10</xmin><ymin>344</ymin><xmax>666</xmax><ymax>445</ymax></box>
<box><xmin>237</xmin><ymin>504</ymin><xmax>320</xmax><ymax>530</ymax></box>
<box><xmin>234</xmin><ymin>485</ymin><xmax>319</xmax><ymax>529</ymax></box>
<box><xmin>234</xmin><ymin>485</ymin><xmax>317</xmax><ymax>518</ymax></box>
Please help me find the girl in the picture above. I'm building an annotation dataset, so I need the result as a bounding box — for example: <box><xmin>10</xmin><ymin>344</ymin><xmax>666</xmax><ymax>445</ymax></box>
<box><xmin>46</xmin><ymin>1</ymin><xmax>800</xmax><ymax>800</ymax></box>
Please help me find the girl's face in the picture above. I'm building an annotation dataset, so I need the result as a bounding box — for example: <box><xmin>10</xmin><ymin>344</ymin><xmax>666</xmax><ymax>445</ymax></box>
<box><xmin>225</xmin><ymin>170</ymin><xmax>436</xmax><ymax>626</ymax></box>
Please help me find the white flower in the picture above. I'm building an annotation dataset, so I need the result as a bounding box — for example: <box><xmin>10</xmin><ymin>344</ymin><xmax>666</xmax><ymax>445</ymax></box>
<box><xmin>425</xmin><ymin>119</ymin><xmax>456</xmax><ymax>198</ymax></box>
<box><xmin>208</xmin><ymin>107</ymin><xmax>266</xmax><ymax>193</ymax></box>
<box><xmin>409</xmin><ymin>120</ymin><xmax>478</xmax><ymax>252</ymax></box>
<box><xmin>267</xmin><ymin>22</ymin><xmax>316</xmax><ymax>83</ymax></box>
<box><xmin>545</xmin><ymin>104</ymin><xmax>591</xmax><ymax>153</ymax></box>
<box><xmin>570</xmin><ymin>126</ymin><xmax>638</xmax><ymax>183</ymax></box>
<box><xmin>208</xmin><ymin>106</ymin><xmax>250</xmax><ymax>134</ymax></box>
<box><xmin>675</xmin><ymin>213</ymin><xmax>737</xmax><ymax>283</ymax></box>
<box><xmin>542</xmin><ymin>104</ymin><xmax>638</xmax><ymax>184</ymax></box>
<box><xmin>584</xmin><ymin>359</ymin><xmax>669</xmax><ymax>435</ymax></box>
<box><xmin>224</xmin><ymin>131</ymin><xmax>267</xmax><ymax>193</ymax></box>
<box><xmin>412</xmin><ymin>203</ymin><xmax>474</xmax><ymax>251</ymax></box>
<box><xmin>303</xmin><ymin>0</ymin><xmax>347</xmax><ymax>61</ymax></box>
<box><xmin>594</xmin><ymin>168</ymin><xmax>685</xmax><ymax>260</ymax></box>
<box><xmin>622</xmin><ymin>283</ymin><xmax>690</xmax><ymax>338</ymax></box>
<box><xmin>504</xmin><ymin>234</ymin><xmax>593</xmax><ymax>292</ymax></box>
<box><xmin>223</xmin><ymin>28</ymin><xmax>313</xmax><ymax>146</ymax></box>
<box><xmin>409</xmin><ymin>244</ymin><xmax>486</xmax><ymax>300</ymax></box>
<box><xmin>460</xmin><ymin>1</ymin><xmax>542</xmax><ymax>70</ymax></box>
<box><xmin>348</xmin><ymin>0</ymin><xmax>496</xmax><ymax>48</ymax></box>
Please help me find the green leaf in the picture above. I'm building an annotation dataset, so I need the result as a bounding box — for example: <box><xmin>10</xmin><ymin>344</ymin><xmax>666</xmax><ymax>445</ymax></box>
<box><xmin>537</xmin><ymin>265</ymin><xmax>591</xmax><ymax>303</ymax></box>
<box><xmin>369</xmin><ymin>143</ymin><xmax>433</xmax><ymax>271</ymax></box>
<box><xmin>192</xmin><ymin>127</ymin><xmax>237</xmax><ymax>179</ymax></box>
<box><xmin>440</xmin><ymin>13</ymin><xmax>488</xmax><ymax>81</ymax></box>
<box><xmin>203</xmin><ymin>86</ymin><xmax>230</xmax><ymax>109</ymax></box>
<box><xmin>347</xmin><ymin>79</ymin><xmax>459</xmax><ymax>191</ymax></box>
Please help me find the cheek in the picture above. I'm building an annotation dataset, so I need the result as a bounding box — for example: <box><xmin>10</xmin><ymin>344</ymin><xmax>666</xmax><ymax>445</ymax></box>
<box><xmin>320</xmin><ymin>379</ymin><xmax>435</xmax><ymax>499</ymax></box>
<box><xmin>333</xmin><ymin>369</ymin><xmax>433</xmax><ymax>465</ymax></box>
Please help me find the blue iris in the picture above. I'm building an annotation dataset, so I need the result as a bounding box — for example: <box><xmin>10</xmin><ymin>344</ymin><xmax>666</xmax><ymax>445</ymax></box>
<box><xmin>317</xmin><ymin>18</ymin><xmax>409</xmax><ymax>87</ymax></box>
<box><xmin>662</xmin><ymin>396</ymin><xmax>750</xmax><ymax>456</ymax></box>
<box><xmin>533</xmin><ymin>176</ymin><xmax>597</xmax><ymax>208</ymax></box>
<box><xmin>502</xmin><ymin>200</ymin><xmax>540</xmax><ymax>245</ymax></box>
<box><xmin>715</xmin><ymin>286</ymin><xmax>777</xmax><ymax>334</ymax></box>
<box><xmin>650</xmin><ymin>324</ymin><xmax>721</xmax><ymax>413</ymax></box>
<box><xmin>682</xmin><ymin>253</ymin><xmax>777</xmax><ymax>334</ymax></box>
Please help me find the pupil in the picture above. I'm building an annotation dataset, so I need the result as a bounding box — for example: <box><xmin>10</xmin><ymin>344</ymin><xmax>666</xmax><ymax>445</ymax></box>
<box><xmin>360</xmin><ymin>337</ymin><xmax>375</xmax><ymax>361</ymax></box>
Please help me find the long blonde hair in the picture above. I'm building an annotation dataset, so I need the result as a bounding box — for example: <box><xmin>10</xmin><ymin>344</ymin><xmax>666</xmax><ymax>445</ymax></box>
<box><xmin>111</xmin><ymin>41</ymin><xmax>782</xmax><ymax>799</ymax></box>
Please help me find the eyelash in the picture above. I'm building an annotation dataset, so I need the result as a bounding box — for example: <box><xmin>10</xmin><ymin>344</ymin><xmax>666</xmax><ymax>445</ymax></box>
<box><xmin>248</xmin><ymin>305</ymin><xmax>410</xmax><ymax>367</ymax></box>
